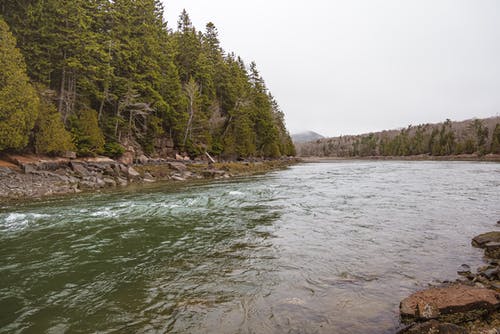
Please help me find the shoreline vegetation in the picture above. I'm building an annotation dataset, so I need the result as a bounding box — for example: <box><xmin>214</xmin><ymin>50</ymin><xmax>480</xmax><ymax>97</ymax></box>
<box><xmin>0</xmin><ymin>154</ymin><xmax>299</xmax><ymax>201</ymax></box>
<box><xmin>296</xmin><ymin>116</ymin><xmax>500</xmax><ymax>160</ymax></box>
<box><xmin>398</xmin><ymin>228</ymin><xmax>500</xmax><ymax>334</ymax></box>
<box><xmin>301</xmin><ymin>154</ymin><xmax>500</xmax><ymax>163</ymax></box>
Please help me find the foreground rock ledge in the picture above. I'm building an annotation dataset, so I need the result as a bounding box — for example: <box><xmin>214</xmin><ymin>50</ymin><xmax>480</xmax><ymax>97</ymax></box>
<box><xmin>400</xmin><ymin>284</ymin><xmax>500</xmax><ymax>323</ymax></box>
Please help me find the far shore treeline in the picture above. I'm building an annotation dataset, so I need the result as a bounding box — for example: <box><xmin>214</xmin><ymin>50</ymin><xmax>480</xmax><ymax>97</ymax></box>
<box><xmin>297</xmin><ymin>117</ymin><xmax>500</xmax><ymax>158</ymax></box>
<box><xmin>0</xmin><ymin>1</ymin><xmax>295</xmax><ymax>160</ymax></box>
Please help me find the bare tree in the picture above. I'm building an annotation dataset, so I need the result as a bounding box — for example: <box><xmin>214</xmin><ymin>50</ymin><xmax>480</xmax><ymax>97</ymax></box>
<box><xmin>183</xmin><ymin>78</ymin><xmax>200</xmax><ymax>147</ymax></box>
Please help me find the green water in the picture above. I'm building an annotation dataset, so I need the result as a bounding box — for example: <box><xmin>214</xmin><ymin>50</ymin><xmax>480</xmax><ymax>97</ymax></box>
<box><xmin>1</xmin><ymin>162</ymin><xmax>499</xmax><ymax>333</ymax></box>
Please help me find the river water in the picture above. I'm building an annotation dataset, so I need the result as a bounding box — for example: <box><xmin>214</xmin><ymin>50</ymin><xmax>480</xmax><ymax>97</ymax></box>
<box><xmin>1</xmin><ymin>161</ymin><xmax>499</xmax><ymax>333</ymax></box>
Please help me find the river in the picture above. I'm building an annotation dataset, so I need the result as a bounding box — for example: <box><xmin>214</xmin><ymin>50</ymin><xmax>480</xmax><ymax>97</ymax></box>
<box><xmin>1</xmin><ymin>161</ymin><xmax>499</xmax><ymax>333</ymax></box>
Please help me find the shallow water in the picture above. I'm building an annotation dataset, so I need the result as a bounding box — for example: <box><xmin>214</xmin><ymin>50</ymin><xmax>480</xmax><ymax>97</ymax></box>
<box><xmin>1</xmin><ymin>161</ymin><xmax>499</xmax><ymax>333</ymax></box>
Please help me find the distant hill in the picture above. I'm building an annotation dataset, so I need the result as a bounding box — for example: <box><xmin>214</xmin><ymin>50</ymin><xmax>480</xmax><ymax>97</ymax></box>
<box><xmin>292</xmin><ymin>131</ymin><xmax>324</xmax><ymax>143</ymax></box>
<box><xmin>295</xmin><ymin>116</ymin><xmax>500</xmax><ymax>157</ymax></box>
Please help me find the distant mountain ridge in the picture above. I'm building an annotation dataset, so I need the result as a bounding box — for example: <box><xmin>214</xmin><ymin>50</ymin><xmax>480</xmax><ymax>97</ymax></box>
<box><xmin>292</xmin><ymin>131</ymin><xmax>324</xmax><ymax>143</ymax></box>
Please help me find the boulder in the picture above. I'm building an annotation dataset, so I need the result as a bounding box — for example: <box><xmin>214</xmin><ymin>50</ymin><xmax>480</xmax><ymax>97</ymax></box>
<box><xmin>168</xmin><ymin>162</ymin><xmax>187</xmax><ymax>172</ymax></box>
<box><xmin>472</xmin><ymin>232</ymin><xmax>500</xmax><ymax>248</ymax></box>
<box><xmin>70</xmin><ymin>162</ymin><xmax>89</xmax><ymax>176</ymax></box>
<box><xmin>21</xmin><ymin>163</ymin><xmax>37</xmax><ymax>174</ymax></box>
<box><xmin>119</xmin><ymin>151</ymin><xmax>134</xmax><ymax>165</ymax></box>
<box><xmin>127</xmin><ymin>167</ymin><xmax>141</xmax><ymax>179</ymax></box>
<box><xmin>398</xmin><ymin>320</ymin><xmax>467</xmax><ymax>334</ymax></box>
<box><xmin>485</xmin><ymin>242</ymin><xmax>500</xmax><ymax>259</ymax></box>
<box><xmin>138</xmin><ymin>154</ymin><xmax>149</xmax><ymax>164</ymax></box>
<box><xmin>400</xmin><ymin>284</ymin><xmax>500</xmax><ymax>323</ymax></box>
<box><xmin>116</xmin><ymin>177</ymin><xmax>128</xmax><ymax>187</ymax></box>
<box><xmin>102</xmin><ymin>178</ymin><xmax>117</xmax><ymax>187</ymax></box>
<box><xmin>62</xmin><ymin>151</ymin><xmax>77</xmax><ymax>159</ymax></box>
<box><xmin>457</xmin><ymin>264</ymin><xmax>471</xmax><ymax>276</ymax></box>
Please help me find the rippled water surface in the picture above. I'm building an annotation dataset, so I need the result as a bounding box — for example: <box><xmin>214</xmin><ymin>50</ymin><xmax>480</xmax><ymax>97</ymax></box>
<box><xmin>1</xmin><ymin>161</ymin><xmax>499</xmax><ymax>333</ymax></box>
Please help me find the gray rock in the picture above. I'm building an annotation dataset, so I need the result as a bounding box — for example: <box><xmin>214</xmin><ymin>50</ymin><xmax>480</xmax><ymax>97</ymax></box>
<box><xmin>171</xmin><ymin>175</ymin><xmax>185</xmax><ymax>181</ymax></box>
<box><xmin>168</xmin><ymin>162</ymin><xmax>187</xmax><ymax>172</ymax></box>
<box><xmin>116</xmin><ymin>177</ymin><xmax>128</xmax><ymax>187</ymax></box>
<box><xmin>62</xmin><ymin>151</ymin><xmax>77</xmax><ymax>159</ymax></box>
<box><xmin>138</xmin><ymin>154</ymin><xmax>149</xmax><ymax>164</ymax></box>
<box><xmin>457</xmin><ymin>264</ymin><xmax>471</xmax><ymax>276</ymax></box>
<box><xmin>70</xmin><ymin>162</ymin><xmax>89</xmax><ymax>176</ymax></box>
<box><xmin>127</xmin><ymin>167</ymin><xmax>140</xmax><ymax>179</ymax></box>
<box><xmin>22</xmin><ymin>163</ymin><xmax>36</xmax><ymax>174</ymax></box>
<box><xmin>102</xmin><ymin>178</ymin><xmax>116</xmax><ymax>187</ymax></box>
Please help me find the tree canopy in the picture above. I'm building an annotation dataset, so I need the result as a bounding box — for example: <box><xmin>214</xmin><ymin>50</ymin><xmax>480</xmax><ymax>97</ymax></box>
<box><xmin>0</xmin><ymin>2</ymin><xmax>295</xmax><ymax>158</ymax></box>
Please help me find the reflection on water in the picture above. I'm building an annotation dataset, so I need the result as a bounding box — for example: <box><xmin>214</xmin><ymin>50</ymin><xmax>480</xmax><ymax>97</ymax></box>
<box><xmin>1</xmin><ymin>161</ymin><xmax>499</xmax><ymax>333</ymax></box>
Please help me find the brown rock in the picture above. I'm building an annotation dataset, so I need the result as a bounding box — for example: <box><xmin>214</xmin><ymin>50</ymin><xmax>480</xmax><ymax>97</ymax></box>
<box><xmin>417</xmin><ymin>300</ymin><xmax>440</xmax><ymax>319</ymax></box>
<box><xmin>119</xmin><ymin>151</ymin><xmax>134</xmax><ymax>165</ymax></box>
<box><xmin>472</xmin><ymin>232</ymin><xmax>500</xmax><ymax>248</ymax></box>
<box><xmin>485</xmin><ymin>242</ymin><xmax>500</xmax><ymax>259</ymax></box>
<box><xmin>400</xmin><ymin>284</ymin><xmax>500</xmax><ymax>322</ymax></box>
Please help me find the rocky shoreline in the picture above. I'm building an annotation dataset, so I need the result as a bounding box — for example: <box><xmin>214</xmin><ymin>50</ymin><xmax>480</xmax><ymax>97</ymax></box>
<box><xmin>0</xmin><ymin>154</ymin><xmax>299</xmax><ymax>201</ymax></box>
<box><xmin>399</xmin><ymin>227</ymin><xmax>500</xmax><ymax>333</ymax></box>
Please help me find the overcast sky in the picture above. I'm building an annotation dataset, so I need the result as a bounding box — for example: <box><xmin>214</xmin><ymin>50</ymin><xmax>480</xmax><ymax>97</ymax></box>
<box><xmin>162</xmin><ymin>0</ymin><xmax>500</xmax><ymax>137</ymax></box>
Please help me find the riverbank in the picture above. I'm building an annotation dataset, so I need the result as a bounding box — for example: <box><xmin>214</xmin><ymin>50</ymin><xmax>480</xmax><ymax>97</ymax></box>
<box><xmin>398</xmin><ymin>228</ymin><xmax>500</xmax><ymax>333</ymax></box>
<box><xmin>301</xmin><ymin>154</ymin><xmax>500</xmax><ymax>163</ymax></box>
<box><xmin>0</xmin><ymin>154</ymin><xmax>299</xmax><ymax>201</ymax></box>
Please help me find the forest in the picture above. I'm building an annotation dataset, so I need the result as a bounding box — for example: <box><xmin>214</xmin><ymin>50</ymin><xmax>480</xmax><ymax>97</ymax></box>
<box><xmin>0</xmin><ymin>0</ymin><xmax>295</xmax><ymax>160</ymax></box>
<box><xmin>296</xmin><ymin>117</ymin><xmax>500</xmax><ymax>157</ymax></box>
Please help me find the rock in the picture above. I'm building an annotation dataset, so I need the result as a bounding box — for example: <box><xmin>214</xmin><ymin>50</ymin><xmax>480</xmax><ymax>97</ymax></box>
<box><xmin>398</xmin><ymin>320</ymin><xmax>467</xmax><ymax>334</ymax></box>
<box><xmin>481</xmin><ymin>266</ymin><xmax>500</xmax><ymax>280</ymax></box>
<box><xmin>138</xmin><ymin>154</ymin><xmax>149</xmax><ymax>164</ymax></box>
<box><xmin>119</xmin><ymin>151</ymin><xmax>134</xmax><ymax>165</ymax></box>
<box><xmin>168</xmin><ymin>162</ymin><xmax>187</xmax><ymax>172</ymax></box>
<box><xmin>458</xmin><ymin>264</ymin><xmax>471</xmax><ymax>276</ymax></box>
<box><xmin>102</xmin><ymin>178</ymin><xmax>116</xmax><ymax>187</ymax></box>
<box><xmin>70</xmin><ymin>162</ymin><xmax>89</xmax><ymax>176</ymax></box>
<box><xmin>116</xmin><ymin>177</ymin><xmax>128</xmax><ymax>187</ymax></box>
<box><xmin>143</xmin><ymin>172</ymin><xmax>155</xmax><ymax>182</ymax></box>
<box><xmin>472</xmin><ymin>232</ymin><xmax>500</xmax><ymax>248</ymax></box>
<box><xmin>127</xmin><ymin>167</ymin><xmax>140</xmax><ymax>179</ymax></box>
<box><xmin>485</xmin><ymin>242</ymin><xmax>500</xmax><ymax>259</ymax></box>
<box><xmin>175</xmin><ymin>153</ymin><xmax>183</xmax><ymax>161</ymax></box>
<box><xmin>21</xmin><ymin>163</ymin><xmax>36</xmax><ymax>174</ymax></box>
<box><xmin>118</xmin><ymin>164</ymin><xmax>128</xmax><ymax>176</ymax></box>
<box><xmin>417</xmin><ymin>300</ymin><xmax>440</xmax><ymax>319</ymax></box>
<box><xmin>400</xmin><ymin>284</ymin><xmax>500</xmax><ymax>323</ymax></box>
<box><xmin>171</xmin><ymin>175</ymin><xmax>185</xmax><ymax>181</ymax></box>
<box><xmin>62</xmin><ymin>151</ymin><xmax>77</xmax><ymax>159</ymax></box>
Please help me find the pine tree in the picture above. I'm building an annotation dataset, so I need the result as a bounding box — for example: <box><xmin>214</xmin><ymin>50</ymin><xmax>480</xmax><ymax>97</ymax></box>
<box><xmin>35</xmin><ymin>96</ymin><xmax>75</xmax><ymax>155</ymax></box>
<box><xmin>0</xmin><ymin>18</ymin><xmax>39</xmax><ymax>151</ymax></box>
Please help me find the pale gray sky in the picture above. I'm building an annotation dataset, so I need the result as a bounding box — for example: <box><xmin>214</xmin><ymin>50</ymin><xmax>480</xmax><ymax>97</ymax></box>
<box><xmin>162</xmin><ymin>0</ymin><xmax>500</xmax><ymax>137</ymax></box>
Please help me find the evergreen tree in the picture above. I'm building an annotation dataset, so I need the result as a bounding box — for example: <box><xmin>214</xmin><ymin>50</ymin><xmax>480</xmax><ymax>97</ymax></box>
<box><xmin>35</xmin><ymin>96</ymin><xmax>75</xmax><ymax>155</ymax></box>
<box><xmin>0</xmin><ymin>18</ymin><xmax>39</xmax><ymax>151</ymax></box>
